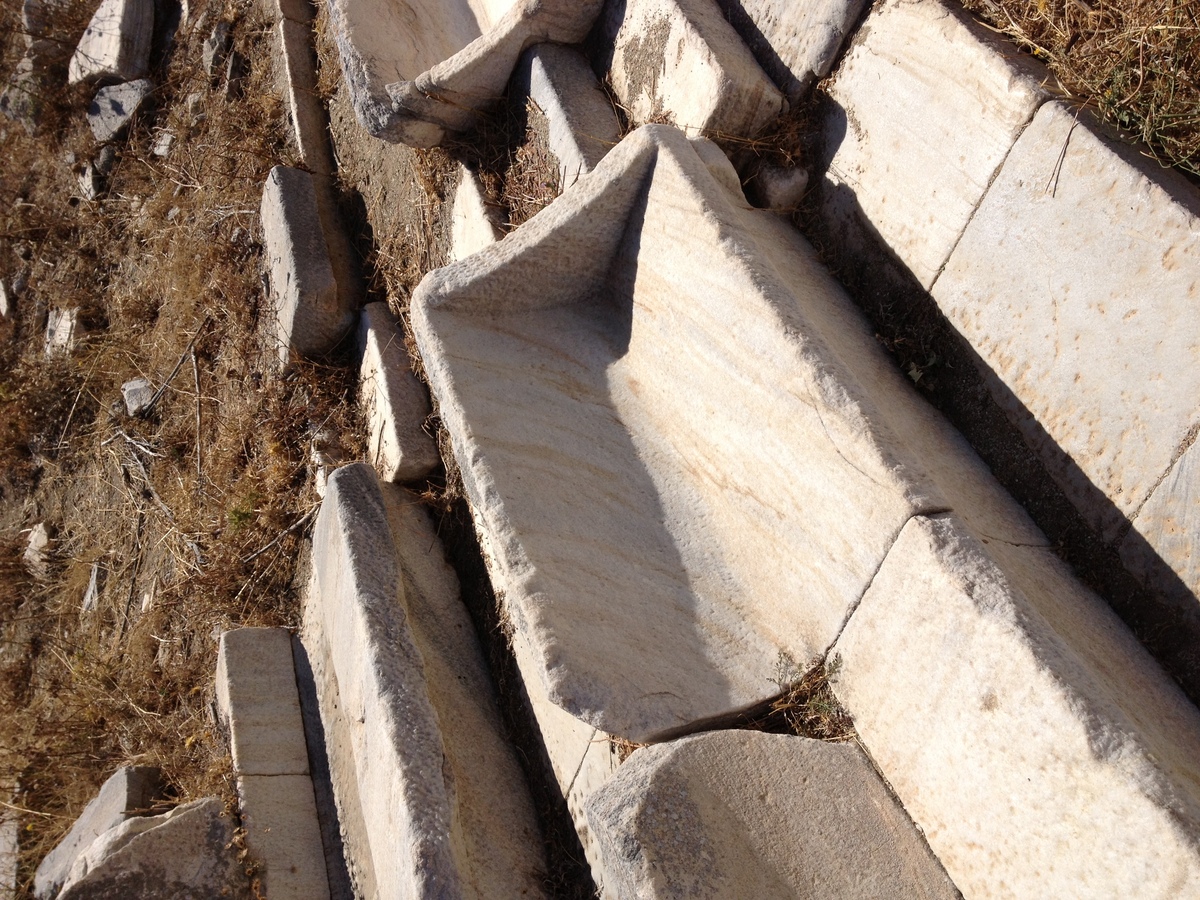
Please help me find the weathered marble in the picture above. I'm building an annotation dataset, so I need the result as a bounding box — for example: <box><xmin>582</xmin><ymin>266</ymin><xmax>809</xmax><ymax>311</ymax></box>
<box><xmin>68</xmin><ymin>0</ymin><xmax>154</xmax><ymax>85</ymax></box>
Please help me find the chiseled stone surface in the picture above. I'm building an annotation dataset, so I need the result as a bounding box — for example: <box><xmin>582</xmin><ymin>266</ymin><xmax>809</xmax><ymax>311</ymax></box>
<box><xmin>55</xmin><ymin>799</ymin><xmax>249</xmax><ymax>900</ymax></box>
<box><xmin>413</xmin><ymin>123</ymin><xmax>1046</xmax><ymax>743</ymax></box>
<box><xmin>357</xmin><ymin>303</ymin><xmax>438</xmax><ymax>482</ymax></box>
<box><xmin>305</xmin><ymin>463</ymin><xmax>547</xmax><ymax>898</ymax></box>
<box><xmin>1120</xmin><ymin>439</ymin><xmax>1200</xmax><ymax>611</ymax></box>
<box><xmin>261</xmin><ymin>165</ymin><xmax>353</xmax><ymax>364</ymax></box>
<box><xmin>715</xmin><ymin>0</ymin><xmax>869</xmax><ymax>99</ymax></box>
<box><xmin>68</xmin><ymin>0</ymin><xmax>154</xmax><ymax>85</ymax></box>
<box><xmin>588</xmin><ymin>731</ymin><xmax>957</xmax><ymax>899</ymax></box>
<box><xmin>216</xmin><ymin>627</ymin><xmax>310</xmax><ymax>777</ymax></box>
<box><xmin>821</xmin><ymin>0</ymin><xmax>1048</xmax><ymax>289</ymax></box>
<box><xmin>450</xmin><ymin>166</ymin><xmax>501</xmax><ymax>262</ymax></box>
<box><xmin>326</xmin><ymin>0</ymin><xmax>602</xmax><ymax>145</ymax></box>
<box><xmin>833</xmin><ymin>513</ymin><xmax>1200</xmax><ymax>898</ymax></box>
<box><xmin>933</xmin><ymin>102</ymin><xmax>1200</xmax><ymax>558</ymax></box>
<box><xmin>87</xmin><ymin>78</ymin><xmax>154</xmax><ymax>143</ymax></box>
<box><xmin>237</xmin><ymin>775</ymin><xmax>329</xmax><ymax>900</ymax></box>
<box><xmin>33</xmin><ymin>767</ymin><xmax>164</xmax><ymax>899</ymax></box>
<box><xmin>514</xmin><ymin>43</ymin><xmax>621</xmax><ymax>187</ymax></box>
<box><xmin>595</xmin><ymin>0</ymin><xmax>784</xmax><ymax>139</ymax></box>
<box><xmin>274</xmin><ymin>18</ymin><xmax>333</xmax><ymax>175</ymax></box>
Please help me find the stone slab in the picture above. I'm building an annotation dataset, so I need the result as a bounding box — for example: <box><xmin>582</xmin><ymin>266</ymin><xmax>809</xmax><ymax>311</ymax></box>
<box><xmin>237</xmin><ymin>775</ymin><xmax>329</xmax><ymax>900</ymax></box>
<box><xmin>121</xmin><ymin>376</ymin><xmax>153</xmax><ymax>416</ymax></box>
<box><xmin>587</xmin><ymin>731</ymin><xmax>957</xmax><ymax>899</ymax></box>
<box><xmin>305</xmin><ymin>463</ymin><xmax>547</xmax><ymax>898</ymax></box>
<box><xmin>357</xmin><ymin>302</ymin><xmax>438</xmax><ymax>482</ymax></box>
<box><xmin>33</xmin><ymin>766</ymin><xmax>164</xmax><ymax>899</ymax></box>
<box><xmin>594</xmin><ymin>0</ymin><xmax>784</xmax><ymax>139</ymax></box>
<box><xmin>56</xmin><ymin>798</ymin><xmax>249</xmax><ymax>900</ymax></box>
<box><xmin>514</xmin><ymin>43</ymin><xmax>620</xmax><ymax>187</ymax></box>
<box><xmin>833</xmin><ymin>512</ymin><xmax>1200</xmax><ymax>898</ymax></box>
<box><xmin>216</xmin><ymin>627</ymin><xmax>310</xmax><ymax>777</ymax></box>
<box><xmin>260</xmin><ymin>165</ymin><xmax>353</xmax><ymax>364</ymax></box>
<box><xmin>45</xmin><ymin>307</ymin><xmax>79</xmax><ymax>355</ymax></box>
<box><xmin>88</xmin><ymin>78</ymin><xmax>153</xmax><ymax>144</ymax></box>
<box><xmin>68</xmin><ymin>0</ymin><xmax>154</xmax><ymax>85</ymax></box>
<box><xmin>820</xmin><ymin>0</ymin><xmax>1048</xmax><ymax>289</ymax></box>
<box><xmin>412</xmin><ymin>123</ymin><xmax>1046</xmax><ymax>743</ymax></box>
<box><xmin>326</xmin><ymin>0</ymin><xmax>602</xmax><ymax>145</ymax></box>
<box><xmin>449</xmin><ymin>166</ymin><xmax>501</xmax><ymax>262</ymax></box>
<box><xmin>274</xmin><ymin>18</ymin><xmax>333</xmax><ymax>176</ymax></box>
<box><xmin>933</xmin><ymin>102</ymin><xmax>1200</xmax><ymax>558</ymax></box>
<box><xmin>714</xmin><ymin>0</ymin><xmax>868</xmax><ymax>99</ymax></box>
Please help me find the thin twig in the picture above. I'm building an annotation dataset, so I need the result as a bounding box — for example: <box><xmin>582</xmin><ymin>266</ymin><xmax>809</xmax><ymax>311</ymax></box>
<box><xmin>143</xmin><ymin>315</ymin><xmax>211</xmax><ymax>415</ymax></box>
<box><xmin>241</xmin><ymin>506</ymin><xmax>318</xmax><ymax>564</ymax></box>
<box><xmin>191</xmin><ymin>350</ymin><xmax>202</xmax><ymax>481</ymax></box>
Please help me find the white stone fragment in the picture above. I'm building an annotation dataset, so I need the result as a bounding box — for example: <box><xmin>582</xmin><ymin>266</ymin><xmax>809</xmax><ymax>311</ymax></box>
<box><xmin>45</xmin><ymin>307</ymin><xmax>79</xmax><ymax>354</ymax></box>
<box><xmin>0</xmin><ymin>280</ymin><xmax>9</xmax><ymax>318</ymax></box>
<box><xmin>449</xmin><ymin>166</ymin><xmax>501</xmax><ymax>262</ymax></box>
<box><xmin>55</xmin><ymin>799</ymin><xmax>249</xmax><ymax>900</ymax></box>
<box><xmin>274</xmin><ymin>18</ymin><xmax>333</xmax><ymax>175</ymax></box>
<box><xmin>833</xmin><ymin>512</ymin><xmax>1200</xmax><ymax>898</ymax></box>
<box><xmin>260</xmin><ymin>165</ymin><xmax>354</xmax><ymax>364</ymax></box>
<box><xmin>237</xmin><ymin>776</ymin><xmax>329</xmax><ymax>900</ymax></box>
<box><xmin>202</xmin><ymin>21</ymin><xmax>232</xmax><ymax>77</ymax></box>
<box><xmin>1</xmin><ymin>809</ymin><xmax>18</xmax><ymax>900</ymax></box>
<box><xmin>357</xmin><ymin>303</ymin><xmax>438</xmax><ymax>482</ymax></box>
<box><xmin>77</xmin><ymin>163</ymin><xmax>102</xmax><ymax>201</ymax></box>
<box><xmin>515</xmin><ymin>43</ymin><xmax>621</xmax><ymax>187</ymax></box>
<box><xmin>88</xmin><ymin>78</ymin><xmax>154</xmax><ymax>143</ymax></box>
<box><xmin>151</xmin><ymin>129</ymin><xmax>174</xmax><ymax>157</ymax></box>
<box><xmin>714</xmin><ymin>0</ymin><xmax>869</xmax><ymax>99</ymax></box>
<box><xmin>68</xmin><ymin>0</ymin><xmax>154</xmax><ymax>85</ymax></box>
<box><xmin>588</xmin><ymin>731</ymin><xmax>957</xmax><ymax>899</ymax></box>
<box><xmin>932</xmin><ymin>101</ymin><xmax>1200</xmax><ymax>567</ymax></box>
<box><xmin>304</xmin><ymin>463</ymin><xmax>547</xmax><ymax>898</ymax></box>
<box><xmin>412</xmin><ymin>123</ymin><xmax>1046</xmax><ymax>743</ymax></box>
<box><xmin>821</xmin><ymin>0</ymin><xmax>1048</xmax><ymax>289</ymax></box>
<box><xmin>596</xmin><ymin>0</ymin><xmax>784</xmax><ymax>139</ymax></box>
<box><xmin>327</xmin><ymin>0</ymin><xmax>603</xmax><ymax>145</ymax></box>
<box><xmin>33</xmin><ymin>766</ymin><xmax>164</xmax><ymax>899</ymax></box>
<box><xmin>121</xmin><ymin>376</ymin><xmax>154</xmax><ymax>416</ymax></box>
<box><xmin>216</xmin><ymin>627</ymin><xmax>310</xmax><ymax>777</ymax></box>
<box><xmin>22</xmin><ymin>523</ymin><xmax>50</xmax><ymax>580</ymax></box>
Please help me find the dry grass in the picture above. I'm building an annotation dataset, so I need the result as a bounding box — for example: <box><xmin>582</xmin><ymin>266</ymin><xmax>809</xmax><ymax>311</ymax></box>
<box><xmin>0</xmin><ymin>0</ymin><xmax>361</xmax><ymax>892</ymax></box>
<box><xmin>961</xmin><ymin>0</ymin><xmax>1199</xmax><ymax>173</ymax></box>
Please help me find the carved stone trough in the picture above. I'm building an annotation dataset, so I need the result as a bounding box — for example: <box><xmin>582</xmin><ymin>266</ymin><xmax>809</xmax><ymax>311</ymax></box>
<box><xmin>325</xmin><ymin>0</ymin><xmax>602</xmax><ymax>145</ymax></box>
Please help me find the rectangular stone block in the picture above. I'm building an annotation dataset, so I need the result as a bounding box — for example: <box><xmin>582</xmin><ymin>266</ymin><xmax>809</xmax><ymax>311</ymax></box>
<box><xmin>357</xmin><ymin>303</ymin><xmax>438</xmax><ymax>482</ymax></box>
<box><xmin>449</xmin><ymin>166</ymin><xmax>501</xmax><ymax>263</ymax></box>
<box><xmin>714</xmin><ymin>0</ymin><xmax>869</xmax><ymax>99</ymax></box>
<box><xmin>68</xmin><ymin>0</ymin><xmax>154</xmax><ymax>85</ymax></box>
<box><xmin>820</xmin><ymin>0</ymin><xmax>1048</xmax><ymax>289</ymax></box>
<box><xmin>594</xmin><ymin>0</ymin><xmax>784</xmax><ymax>139</ymax></box>
<box><xmin>260</xmin><ymin>165</ymin><xmax>353</xmax><ymax>364</ymax></box>
<box><xmin>832</xmin><ymin>512</ymin><xmax>1200</xmax><ymax>897</ymax></box>
<box><xmin>274</xmin><ymin>19</ymin><xmax>333</xmax><ymax>176</ymax></box>
<box><xmin>932</xmin><ymin>100</ymin><xmax>1200</xmax><ymax>597</ymax></box>
<box><xmin>304</xmin><ymin>463</ymin><xmax>547</xmax><ymax>898</ymax></box>
<box><xmin>514</xmin><ymin>43</ymin><xmax>621</xmax><ymax>187</ymax></box>
<box><xmin>216</xmin><ymin>627</ymin><xmax>310</xmax><ymax>777</ymax></box>
<box><xmin>237</xmin><ymin>775</ymin><xmax>329</xmax><ymax>900</ymax></box>
<box><xmin>413</xmin><ymin>124</ymin><xmax>1046</xmax><ymax>744</ymax></box>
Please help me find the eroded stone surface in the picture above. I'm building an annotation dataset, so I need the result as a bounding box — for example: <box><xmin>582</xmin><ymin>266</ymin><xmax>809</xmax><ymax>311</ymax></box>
<box><xmin>933</xmin><ymin>101</ymin><xmax>1200</xmax><ymax>565</ymax></box>
<box><xmin>833</xmin><ymin>513</ymin><xmax>1200</xmax><ymax>898</ymax></box>
<box><xmin>514</xmin><ymin>43</ymin><xmax>620</xmax><ymax>187</ymax></box>
<box><xmin>88</xmin><ymin>79</ymin><xmax>153</xmax><ymax>143</ymax></box>
<box><xmin>304</xmin><ymin>463</ymin><xmax>547</xmax><ymax>898</ymax></box>
<box><xmin>357</xmin><ymin>303</ymin><xmax>438</xmax><ymax>482</ymax></box>
<box><xmin>33</xmin><ymin>766</ymin><xmax>164</xmax><ymax>899</ymax></box>
<box><xmin>45</xmin><ymin>307</ymin><xmax>79</xmax><ymax>354</ymax></box>
<box><xmin>121</xmin><ymin>376</ymin><xmax>153</xmax><ymax>416</ymax></box>
<box><xmin>326</xmin><ymin>0</ymin><xmax>602</xmax><ymax>145</ymax></box>
<box><xmin>715</xmin><ymin>0</ymin><xmax>869</xmax><ymax>99</ymax></box>
<box><xmin>68</xmin><ymin>0</ymin><xmax>154</xmax><ymax>85</ymax></box>
<box><xmin>595</xmin><ymin>0</ymin><xmax>784</xmax><ymax>139</ymax></box>
<box><xmin>260</xmin><ymin>166</ymin><xmax>353</xmax><ymax>363</ymax></box>
<box><xmin>237</xmin><ymin>776</ymin><xmax>329</xmax><ymax>900</ymax></box>
<box><xmin>56</xmin><ymin>799</ymin><xmax>249</xmax><ymax>900</ymax></box>
<box><xmin>450</xmin><ymin>166</ymin><xmax>501</xmax><ymax>262</ymax></box>
<box><xmin>412</xmin><ymin>124</ymin><xmax>1046</xmax><ymax>743</ymax></box>
<box><xmin>588</xmin><ymin>731</ymin><xmax>957</xmax><ymax>899</ymax></box>
<box><xmin>216</xmin><ymin>627</ymin><xmax>310</xmax><ymax>776</ymax></box>
<box><xmin>274</xmin><ymin>18</ymin><xmax>333</xmax><ymax>175</ymax></box>
<box><xmin>821</xmin><ymin>0</ymin><xmax>1048</xmax><ymax>289</ymax></box>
